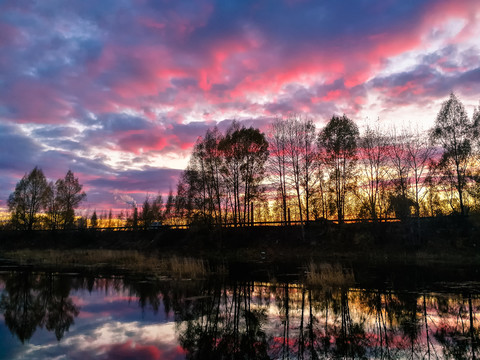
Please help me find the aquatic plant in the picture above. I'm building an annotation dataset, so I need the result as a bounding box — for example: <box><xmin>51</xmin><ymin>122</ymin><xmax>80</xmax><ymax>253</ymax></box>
<box><xmin>305</xmin><ymin>262</ymin><xmax>355</xmax><ymax>289</ymax></box>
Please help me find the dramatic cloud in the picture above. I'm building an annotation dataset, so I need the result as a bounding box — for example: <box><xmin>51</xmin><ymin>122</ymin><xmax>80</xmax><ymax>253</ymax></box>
<box><xmin>1</xmin><ymin>0</ymin><xmax>479</xmax><ymax>210</ymax></box>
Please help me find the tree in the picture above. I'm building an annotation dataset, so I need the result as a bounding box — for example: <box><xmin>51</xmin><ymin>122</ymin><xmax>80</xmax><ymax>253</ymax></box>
<box><xmin>108</xmin><ymin>209</ymin><xmax>113</xmax><ymax>228</ymax></box>
<box><xmin>45</xmin><ymin>181</ymin><xmax>62</xmax><ymax>230</ymax></box>
<box><xmin>473</xmin><ymin>102</ymin><xmax>480</xmax><ymax>139</ymax></box>
<box><xmin>405</xmin><ymin>131</ymin><xmax>436</xmax><ymax>217</ymax></box>
<box><xmin>318</xmin><ymin>115</ymin><xmax>359</xmax><ymax>223</ymax></box>
<box><xmin>151</xmin><ymin>195</ymin><xmax>163</xmax><ymax>222</ymax></box>
<box><xmin>356</xmin><ymin>125</ymin><xmax>389</xmax><ymax>221</ymax></box>
<box><xmin>388</xmin><ymin>129</ymin><xmax>411</xmax><ymax>212</ymax></box>
<box><xmin>141</xmin><ymin>196</ymin><xmax>153</xmax><ymax>228</ymax></box>
<box><xmin>285</xmin><ymin>116</ymin><xmax>317</xmax><ymax>225</ymax></box>
<box><xmin>90</xmin><ymin>211</ymin><xmax>97</xmax><ymax>229</ymax></box>
<box><xmin>299</xmin><ymin>118</ymin><xmax>317</xmax><ymax>224</ymax></box>
<box><xmin>430</xmin><ymin>93</ymin><xmax>474</xmax><ymax>215</ymax></box>
<box><xmin>178</xmin><ymin>122</ymin><xmax>269</xmax><ymax>226</ymax></box>
<box><xmin>182</xmin><ymin>127</ymin><xmax>225</xmax><ymax>225</ymax></box>
<box><xmin>8</xmin><ymin>167</ymin><xmax>50</xmax><ymax>230</ymax></box>
<box><xmin>163</xmin><ymin>189</ymin><xmax>175</xmax><ymax>223</ymax></box>
<box><xmin>55</xmin><ymin>170</ymin><xmax>86</xmax><ymax>229</ymax></box>
<box><xmin>220</xmin><ymin>122</ymin><xmax>269</xmax><ymax>225</ymax></box>
<box><xmin>174</xmin><ymin>178</ymin><xmax>191</xmax><ymax>223</ymax></box>
<box><xmin>267</xmin><ymin>118</ymin><xmax>289</xmax><ymax>224</ymax></box>
<box><xmin>132</xmin><ymin>207</ymin><xmax>138</xmax><ymax>229</ymax></box>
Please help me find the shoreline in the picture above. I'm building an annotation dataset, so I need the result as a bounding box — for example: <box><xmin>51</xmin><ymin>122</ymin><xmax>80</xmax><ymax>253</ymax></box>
<box><xmin>0</xmin><ymin>216</ymin><xmax>479</xmax><ymax>272</ymax></box>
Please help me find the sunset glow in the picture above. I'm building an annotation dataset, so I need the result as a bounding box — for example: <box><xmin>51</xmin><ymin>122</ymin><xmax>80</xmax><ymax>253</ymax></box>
<box><xmin>1</xmin><ymin>0</ymin><xmax>480</xmax><ymax>211</ymax></box>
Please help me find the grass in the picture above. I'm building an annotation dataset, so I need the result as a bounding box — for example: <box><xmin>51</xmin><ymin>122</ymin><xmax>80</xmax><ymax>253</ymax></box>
<box><xmin>1</xmin><ymin>249</ymin><xmax>210</xmax><ymax>280</ymax></box>
<box><xmin>305</xmin><ymin>262</ymin><xmax>355</xmax><ymax>289</ymax></box>
<box><xmin>168</xmin><ymin>256</ymin><xmax>208</xmax><ymax>279</ymax></box>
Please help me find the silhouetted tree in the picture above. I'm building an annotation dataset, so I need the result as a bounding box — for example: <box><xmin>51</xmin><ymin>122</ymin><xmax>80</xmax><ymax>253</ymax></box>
<box><xmin>174</xmin><ymin>178</ymin><xmax>191</xmax><ymax>223</ymax></box>
<box><xmin>54</xmin><ymin>170</ymin><xmax>86</xmax><ymax>229</ymax></box>
<box><xmin>220</xmin><ymin>122</ymin><xmax>269</xmax><ymax>225</ymax></box>
<box><xmin>163</xmin><ymin>189</ymin><xmax>175</xmax><ymax>223</ymax></box>
<box><xmin>141</xmin><ymin>196</ymin><xmax>153</xmax><ymax>228</ymax></box>
<box><xmin>151</xmin><ymin>195</ymin><xmax>163</xmax><ymax>222</ymax></box>
<box><xmin>107</xmin><ymin>209</ymin><xmax>113</xmax><ymax>227</ymax></box>
<box><xmin>179</xmin><ymin>122</ymin><xmax>268</xmax><ymax>226</ymax></box>
<box><xmin>356</xmin><ymin>125</ymin><xmax>389</xmax><ymax>220</ymax></box>
<box><xmin>90</xmin><ymin>210</ymin><xmax>97</xmax><ymax>228</ymax></box>
<box><xmin>318</xmin><ymin>115</ymin><xmax>359</xmax><ymax>223</ymax></box>
<box><xmin>430</xmin><ymin>93</ymin><xmax>475</xmax><ymax>215</ymax></box>
<box><xmin>268</xmin><ymin>118</ymin><xmax>289</xmax><ymax>224</ymax></box>
<box><xmin>45</xmin><ymin>181</ymin><xmax>62</xmax><ymax>230</ymax></box>
<box><xmin>182</xmin><ymin>127</ymin><xmax>225</xmax><ymax>225</ymax></box>
<box><xmin>388</xmin><ymin>129</ymin><xmax>411</xmax><ymax>204</ymax></box>
<box><xmin>8</xmin><ymin>167</ymin><xmax>50</xmax><ymax>230</ymax></box>
<box><xmin>406</xmin><ymin>131</ymin><xmax>436</xmax><ymax>217</ymax></box>
<box><xmin>132</xmin><ymin>206</ymin><xmax>138</xmax><ymax>229</ymax></box>
<box><xmin>286</xmin><ymin>116</ymin><xmax>316</xmax><ymax>224</ymax></box>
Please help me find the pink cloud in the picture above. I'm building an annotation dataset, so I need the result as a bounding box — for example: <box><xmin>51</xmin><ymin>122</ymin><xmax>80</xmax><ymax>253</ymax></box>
<box><xmin>116</xmin><ymin>131</ymin><xmax>170</xmax><ymax>154</ymax></box>
<box><xmin>101</xmin><ymin>340</ymin><xmax>185</xmax><ymax>360</ymax></box>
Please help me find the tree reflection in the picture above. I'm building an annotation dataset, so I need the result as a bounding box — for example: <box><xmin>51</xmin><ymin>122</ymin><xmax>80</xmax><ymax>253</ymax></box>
<box><xmin>434</xmin><ymin>293</ymin><xmax>479</xmax><ymax>359</ymax></box>
<box><xmin>1</xmin><ymin>268</ymin><xmax>480</xmax><ymax>359</ymax></box>
<box><xmin>0</xmin><ymin>271</ymin><xmax>79</xmax><ymax>342</ymax></box>
<box><xmin>172</xmin><ymin>280</ymin><xmax>480</xmax><ymax>359</ymax></box>
<box><xmin>175</xmin><ymin>280</ymin><xmax>269</xmax><ymax>359</ymax></box>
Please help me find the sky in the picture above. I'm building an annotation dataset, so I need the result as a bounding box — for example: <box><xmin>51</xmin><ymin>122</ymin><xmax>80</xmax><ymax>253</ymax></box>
<box><xmin>1</xmin><ymin>0</ymin><xmax>480</xmax><ymax>213</ymax></box>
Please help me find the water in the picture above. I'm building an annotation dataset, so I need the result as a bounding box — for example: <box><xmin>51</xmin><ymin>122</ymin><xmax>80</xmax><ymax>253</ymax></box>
<box><xmin>1</xmin><ymin>263</ymin><xmax>480</xmax><ymax>359</ymax></box>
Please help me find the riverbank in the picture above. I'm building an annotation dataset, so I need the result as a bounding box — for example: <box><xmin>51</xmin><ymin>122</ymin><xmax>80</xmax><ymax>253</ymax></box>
<box><xmin>0</xmin><ymin>215</ymin><xmax>479</xmax><ymax>269</ymax></box>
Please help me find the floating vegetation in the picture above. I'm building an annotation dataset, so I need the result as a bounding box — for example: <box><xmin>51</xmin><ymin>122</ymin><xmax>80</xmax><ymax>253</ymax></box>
<box><xmin>305</xmin><ymin>262</ymin><xmax>355</xmax><ymax>289</ymax></box>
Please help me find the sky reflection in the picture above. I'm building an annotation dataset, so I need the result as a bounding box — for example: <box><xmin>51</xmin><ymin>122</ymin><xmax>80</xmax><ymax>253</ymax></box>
<box><xmin>1</xmin><ymin>269</ymin><xmax>480</xmax><ymax>359</ymax></box>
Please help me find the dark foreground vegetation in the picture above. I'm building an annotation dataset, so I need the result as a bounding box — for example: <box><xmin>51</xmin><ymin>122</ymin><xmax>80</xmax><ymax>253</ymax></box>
<box><xmin>1</xmin><ymin>215</ymin><xmax>479</xmax><ymax>271</ymax></box>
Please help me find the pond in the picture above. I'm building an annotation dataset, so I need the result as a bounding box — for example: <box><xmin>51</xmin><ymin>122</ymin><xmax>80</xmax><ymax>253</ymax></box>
<box><xmin>1</xmin><ymin>262</ymin><xmax>480</xmax><ymax>359</ymax></box>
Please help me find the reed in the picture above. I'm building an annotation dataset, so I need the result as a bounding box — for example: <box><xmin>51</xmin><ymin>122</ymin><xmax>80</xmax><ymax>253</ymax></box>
<box><xmin>164</xmin><ymin>256</ymin><xmax>208</xmax><ymax>279</ymax></box>
<box><xmin>3</xmin><ymin>249</ymin><xmax>209</xmax><ymax>279</ymax></box>
<box><xmin>305</xmin><ymin>262</ymin><xmax>355</xmax><ymax>289</ymax></box>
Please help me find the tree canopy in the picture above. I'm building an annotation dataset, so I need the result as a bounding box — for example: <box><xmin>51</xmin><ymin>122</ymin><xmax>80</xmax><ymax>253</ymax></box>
<box><xmin>8</xmin><ymin>167</ymin><xmax>50</xmax><ymax>230</ymax></box>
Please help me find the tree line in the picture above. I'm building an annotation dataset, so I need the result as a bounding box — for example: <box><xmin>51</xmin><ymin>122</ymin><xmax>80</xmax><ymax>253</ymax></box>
<box><xmin>4</xmin><ymin>93</ymin><xmax>480</xmax><ymax>230</ymax></box>
<box><xmin>172</xmin><ymin>93</ymin><xmax>480</xmax><ymax>226</ymax></box>
<box><xmin>7</xmin><ymin>168</ymin><xmax>86</xmax><ymax>230</ymax></box>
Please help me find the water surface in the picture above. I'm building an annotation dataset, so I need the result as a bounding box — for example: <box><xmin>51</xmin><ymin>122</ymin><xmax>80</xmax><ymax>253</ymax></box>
<box><xmin>1</xmin><ymin>263</ymin><xmax>480</xmax><ymax>359</ymax></box>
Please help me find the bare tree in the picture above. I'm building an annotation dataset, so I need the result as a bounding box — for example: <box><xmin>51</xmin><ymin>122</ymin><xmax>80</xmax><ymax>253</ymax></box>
<box><xmin>299</xmin><ymin>117</ymin><xmax>317</xmax><ymax>224</ymax></box>
<box><xmin>356</xmin><ymin>125</ymin><xmax>390</xmax><ymax>220</ymax></box>
<box><xmin>387</xmin><ymin>129</ymin><xmax>415</xmax><ymax>218</ymax></box>
<box><xmin>405</xmin><ymin>131</ymin><xmax>436</xmax><ymax>217</ymax></box>
<box><xmin>268</xmin><ymin>118</ymin><xmax>289</xmax><ymax>224</ymax></box>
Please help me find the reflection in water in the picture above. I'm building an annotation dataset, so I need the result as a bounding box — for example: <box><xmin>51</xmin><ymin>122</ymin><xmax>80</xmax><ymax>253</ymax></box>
<box><xmin>0</xmin><ymin>267</ymin><xmax>479</xmax><ymax>359</ymax></box>
<box><xmin>0</xmin><ymin>271</ymin><xmax>79</xmax><ymax>343</ymax></box>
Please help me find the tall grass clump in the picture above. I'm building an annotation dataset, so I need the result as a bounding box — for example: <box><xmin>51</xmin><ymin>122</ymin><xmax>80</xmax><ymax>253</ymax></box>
<box><xmin>3</xmin><ymin>249</ymin><xmax>209</xmax><ymax>279</ymax></box>
<box><xmin>305</xmin><ymin>262</ymin><xmax>355</xmax><ymax>289</ymax></box>
<box><xmin>163</xmin><ymin>256</ymin><xmax>208</xmax><ymax>280</ymax></box>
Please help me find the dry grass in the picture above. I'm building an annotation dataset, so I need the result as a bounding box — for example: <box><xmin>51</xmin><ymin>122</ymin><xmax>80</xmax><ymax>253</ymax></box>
<box><xmin>166</xmin><ymin>256</ymin><xmax>208</xmax><ymax>279</ymax></box>
<box><xmin>3</xmin><ymin>249</ymin><xmax>209</xmax><ymax>280</ymax></box>
<box><xmin>305</xmin><ymin>262</ymin><xmax>355</xmax><ymax>289</ymax></box>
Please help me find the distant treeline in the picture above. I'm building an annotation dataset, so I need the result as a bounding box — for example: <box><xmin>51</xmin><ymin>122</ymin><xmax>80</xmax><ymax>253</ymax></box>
<box><xmin>6</xmin><ymin>168</ymin><xmax>86</xmax><ymax>230</ymax></box>
<box><xmin>172</xmin><ymin>93</ymin><xmax>480</xmax><ymax>226</ymax></box>
<box><xmin>3</xmin><ymin>93</ymin><xmax>480</xmax><ymax>231</ymax></box>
